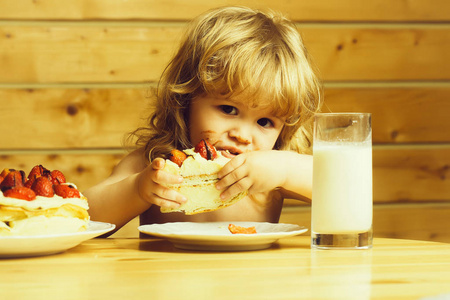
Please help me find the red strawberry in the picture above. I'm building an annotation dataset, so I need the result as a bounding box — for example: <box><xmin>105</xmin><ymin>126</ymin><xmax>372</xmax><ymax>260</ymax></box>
<box><xmin>0</xmin><ymin>170</ymin><xmax>25</xmax><ymax>192</ymax></box>
<box><xmin>28</xmin><ymin>165</ymin><xmax>43</xmax><ymax>180</ymax></box>
<box><xmin>24</xmin><ymin>178</ymin><xmax>35</xmax><ymax>189</ymax></box>
<box><xmin>194</xmin><ymin>139</ymin><xmax>218</xmax><ymax>160</ymax></box>
<box><xmin>0</xmin><ymin>175</ymin><xmax>4</xmax><ymax>185</ymax></box>
<box><xmin>168</xmin><ymin>149</ymin><xmax>187</xmax><ymax>167</ymax></box>
<box><xmin>50</xmin><ymin>170</ymin><xmax>66</xmax><ymax>185</ymax></box>
<box><xmin>54</xmin><ymin>184</ymin><xmax>80</xmax><ymax>198</ymax></box>
<box><xmin>4</xmin><ymin>187</ymin><xmax>36</xmax><ymax>201</ymax></box>
<box><xmin>31</xmin><ymin>176</ymin><xmax>54</xmax><ymax>197</ymax></box>
<box><xmin>27</xmin><ymin>165</ymin><xmax>51</xmax><ymax>180</ymax></box>
<box><xmin>228</xmin><ymin>223</ymin><xmax>257</xmax><ymax>234</ymax></box>
<box><xmin>0</xmin><ymin>168</ymin><xmax>12</xmax><ymax>178</ymax></box>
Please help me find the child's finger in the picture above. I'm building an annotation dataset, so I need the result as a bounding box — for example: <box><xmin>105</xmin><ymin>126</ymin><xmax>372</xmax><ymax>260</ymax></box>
<box><xmin>151</xmin><ymin>158</ymin><xmax>165</xmax><ymax>170</ymax></box>
<box><xmin>152</xmin><ymin>185</ymin><xmax>187</xmax><ymax>206</ymax></box>
<box><xmin>219</xmin><ymin>177</ymin><xmax>252</xmax><ymax>201</ymax></box>
<box><xmin>152</xmin><ymin>169</ymin><xmax>183</xmax><ymax>185</ymax></box>
<box><xmin>148</xmin><ymin>160</ymin><xmax>183</xmax><ymax>185</ymax></box>
<box><xmin>217</xmin><ymin>155</ymin><xmax>245</xmax><ymax>178</ymax></box>
<box><xmin>152</xmin><ymin>197</ymin><xmax>182</xmax><ymax>209</ymax></box>
<box><xmin>216</xmin><ymin>164</ymin><xmax>246</xmax><ymax>191</ymax></box>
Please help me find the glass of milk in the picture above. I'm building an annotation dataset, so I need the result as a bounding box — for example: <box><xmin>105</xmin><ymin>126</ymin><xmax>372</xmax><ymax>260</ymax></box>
<box><xmin>311</xmin><ymin>113</ymin><xmax>373</xmax><ymax>249</ymax></box>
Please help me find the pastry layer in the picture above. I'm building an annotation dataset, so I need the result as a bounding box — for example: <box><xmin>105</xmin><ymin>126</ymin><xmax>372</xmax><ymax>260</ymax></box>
<box><xmin>0</xmin><ymin>215</ymin><xmax>88</xmax><ymax>236</ymax></box>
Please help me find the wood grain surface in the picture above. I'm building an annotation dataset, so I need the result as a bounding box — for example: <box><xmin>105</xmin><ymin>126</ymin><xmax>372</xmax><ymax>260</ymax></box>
<box><xmin>1</xmin><ymin>237</ymin><xmax>449</xmax><ymax>299</ymax></box>
<box><xmin>0</xmin><ymin>0</ymin><xmax>448</xmax><ymax>243</ymax></box>
<box><xmin>1</xmin><ymin>26</ymin><xmax>449</xmax><ymax>82</ymax></box>
<box><xmin>2</xmin><ymin>0</ymin><xmax>450</xmax><ymax>21</ymax></box>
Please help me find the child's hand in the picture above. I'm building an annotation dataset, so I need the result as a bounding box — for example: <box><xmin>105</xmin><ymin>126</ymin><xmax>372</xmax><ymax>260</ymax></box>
<box><xmin>215</xmin><ymin>151</ymin><xmax>287</xmax><ymax>200</ymax></box>
<box><xmin>137</xmin><ymin>158</ymin><xmax>187</xmax><ymax>209</ymax></box>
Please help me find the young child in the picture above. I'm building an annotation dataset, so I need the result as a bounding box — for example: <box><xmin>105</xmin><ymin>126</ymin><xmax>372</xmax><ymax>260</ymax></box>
<box><xmin>84</xmin><ymin>6</ymin><xmax>322</xmax><ymax>230</ymax></box>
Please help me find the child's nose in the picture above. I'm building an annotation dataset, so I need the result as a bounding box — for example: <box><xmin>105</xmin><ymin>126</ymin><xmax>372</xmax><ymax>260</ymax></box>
<box><xmin>229</xmin><ymin>127</ymin><xmax>252</xmax><ymax>145</ymax></box>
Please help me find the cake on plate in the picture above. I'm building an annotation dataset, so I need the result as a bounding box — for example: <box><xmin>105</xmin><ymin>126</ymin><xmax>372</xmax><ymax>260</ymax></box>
<box><xmin>0</xmin><ymin>165</ymin><xmax>89</xmax><ymax>236</ymax></box>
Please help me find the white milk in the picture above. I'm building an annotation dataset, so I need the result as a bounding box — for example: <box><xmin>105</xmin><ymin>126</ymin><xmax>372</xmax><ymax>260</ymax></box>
<box><xmin>312</xmin><ymin>142</ymin><xmax>372</xmax><ymax>234</ymax></box>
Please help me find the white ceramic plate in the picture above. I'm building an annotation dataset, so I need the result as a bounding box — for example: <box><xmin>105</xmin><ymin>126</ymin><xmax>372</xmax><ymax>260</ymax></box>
<box><xmin>0</xmin><ymin>221</ymin><xmax>115</xmax><ymax>258</ymax></box>
<box><xmin>139</xmin><ymin>222</ymin><xmax>308</xmax><ymax>251</ymax></box>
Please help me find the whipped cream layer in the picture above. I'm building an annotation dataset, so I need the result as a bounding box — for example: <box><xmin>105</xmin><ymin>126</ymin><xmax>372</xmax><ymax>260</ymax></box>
<box><xmin>164</xmin><ymin>148</ymin><xmax>230</xmax><ymax>178</ymax></box>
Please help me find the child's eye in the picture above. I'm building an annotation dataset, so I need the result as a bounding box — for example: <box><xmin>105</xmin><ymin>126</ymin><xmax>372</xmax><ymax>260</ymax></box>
<box><xmin>257</xmin><ymin>118</ymin><xmax>274</xmax><ymax>128</ymax></box>
<box><xmin>220</xmin><ymin>105</ymin><xmax>237</xmax><ymax>115</ymax></box>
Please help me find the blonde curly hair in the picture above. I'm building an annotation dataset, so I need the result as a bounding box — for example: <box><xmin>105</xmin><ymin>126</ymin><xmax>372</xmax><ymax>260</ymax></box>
<box><xmin>131</xmin><ymin>6</ymin><xmax>322</xmax><ymax>161</ymax></box>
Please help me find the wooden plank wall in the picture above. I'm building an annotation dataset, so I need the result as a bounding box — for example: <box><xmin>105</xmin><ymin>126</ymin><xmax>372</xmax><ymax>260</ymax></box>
<box><xmin>1</xmin><ymin>0</ymin><xmax>449</xmax><ymax>241</ymax></box>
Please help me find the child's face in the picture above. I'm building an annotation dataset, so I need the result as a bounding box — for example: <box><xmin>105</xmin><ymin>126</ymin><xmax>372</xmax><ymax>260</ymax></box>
<box><xmin>188</xmin><ymin>93</ymin><xmax>285</xmax><ymax>158</ymax></box>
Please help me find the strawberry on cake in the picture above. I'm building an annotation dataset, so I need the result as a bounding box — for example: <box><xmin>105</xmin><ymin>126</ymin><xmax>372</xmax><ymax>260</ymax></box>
<box><xmin>0</xmin><ymin>165</ymin><xmax>89</xmax><ymax>236</ymax></box>
<box><xmin>160</xmin><ymin>139</ymin><xmax>247</xmax><ymax>215</ymax></box>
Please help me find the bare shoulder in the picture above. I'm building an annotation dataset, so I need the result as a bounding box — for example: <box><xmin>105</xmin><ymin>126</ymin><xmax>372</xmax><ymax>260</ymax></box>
<box><xmin>104</xmin><ymin>148</ymin><xmax>149</xmax><ymax>184</ymax></box>
<box><xmin>114</xmin><ymin>148</ymin><xmax>148</xmax><ymax>175</ymax></box>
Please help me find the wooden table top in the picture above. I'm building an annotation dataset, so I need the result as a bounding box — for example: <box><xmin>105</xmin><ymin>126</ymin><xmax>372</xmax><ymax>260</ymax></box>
<box><xmin>1</xmin><ymin>236</ymin><xmax>450</xmax><ymax>300</ymax></box>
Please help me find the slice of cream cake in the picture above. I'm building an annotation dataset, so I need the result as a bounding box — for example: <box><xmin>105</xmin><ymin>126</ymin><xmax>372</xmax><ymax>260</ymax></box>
<box><xmin>160</xmin><ymin>140</ymin><xmax>247</xmax><ymax>215</ymax></box>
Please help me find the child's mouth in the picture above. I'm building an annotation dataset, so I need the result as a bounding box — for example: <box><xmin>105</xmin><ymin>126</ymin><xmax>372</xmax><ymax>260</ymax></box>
<box><xmin>221</xmin><ymin>150</ymin><xmax>239</xmax><ymax>159</ymax></box>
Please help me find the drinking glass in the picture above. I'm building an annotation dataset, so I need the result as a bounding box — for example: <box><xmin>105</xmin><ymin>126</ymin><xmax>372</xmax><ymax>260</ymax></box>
<box><xmin>311</xmin><ymin>113</ymin><xmax>373</xmax><ymax>249</ymax></box>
